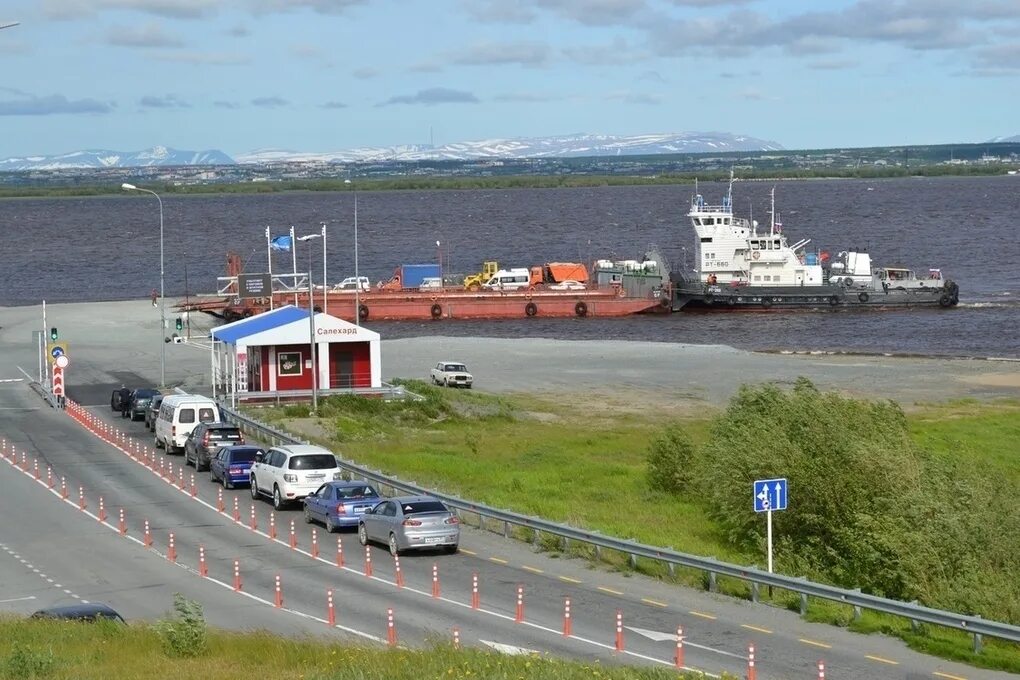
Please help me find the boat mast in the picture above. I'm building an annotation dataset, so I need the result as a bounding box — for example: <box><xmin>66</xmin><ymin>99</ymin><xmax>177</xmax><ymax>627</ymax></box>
<box><xmin>769</xmin><ymin>187</ymin><xmax>775</xmax><ymax>238</ymax></box>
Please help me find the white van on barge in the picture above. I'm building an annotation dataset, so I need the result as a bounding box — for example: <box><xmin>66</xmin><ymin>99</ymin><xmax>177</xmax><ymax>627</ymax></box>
<box><xmin>670</xmin><ymin>176</ymin><xmax>960</xmax><ymax>311</ymax></box>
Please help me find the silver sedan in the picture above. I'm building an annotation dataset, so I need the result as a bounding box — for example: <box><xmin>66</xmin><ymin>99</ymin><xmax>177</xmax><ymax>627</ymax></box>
<box><xmin>358</xmin><ymin>495</ymin><xmax>460</xmax><ymax>555</ymax></box>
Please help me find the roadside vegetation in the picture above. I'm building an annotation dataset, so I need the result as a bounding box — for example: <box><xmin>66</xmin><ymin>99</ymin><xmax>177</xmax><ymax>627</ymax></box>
<box><xmin>0</xmin><ymin>605</ymin><xmax>717</xmax><ymax>680</ymax></box>
<box><xmin>257</xmin><ymin>382</ymin><xmax>1020</xmax><ymax>671</ymax></box>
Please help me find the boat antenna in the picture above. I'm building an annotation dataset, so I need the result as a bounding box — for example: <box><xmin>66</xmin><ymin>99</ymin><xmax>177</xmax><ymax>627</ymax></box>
<box><xmin>769</xmin><ymin>186</ymin><xmax>776</xmax><ymax>237</ymax></box>
<box><xmin>726</xmin><ymin>169</ymin><xmax>734</xmax><ymax>210</ymax></box>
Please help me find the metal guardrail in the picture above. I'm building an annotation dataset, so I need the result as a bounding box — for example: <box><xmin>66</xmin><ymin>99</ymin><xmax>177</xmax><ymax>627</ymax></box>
<box><xmin>217</xmin><ymin>402</ymin><xmax>1020</xmax><ymax>649</ymax></box>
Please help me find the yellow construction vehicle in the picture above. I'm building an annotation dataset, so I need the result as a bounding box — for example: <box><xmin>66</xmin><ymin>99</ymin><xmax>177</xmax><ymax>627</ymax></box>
<box><xmin>463</xmin><ymin>261</ymin><xmax>499</xmax><ymax>291</ymax></box>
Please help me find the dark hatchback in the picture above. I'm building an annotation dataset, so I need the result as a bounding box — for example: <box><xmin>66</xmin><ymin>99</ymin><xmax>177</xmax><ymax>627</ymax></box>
<box><xmin>146</xmin><ymin>394</ymin><xmax>165</xmax><ymax>431</ymax></box>
<box><xmin>209</xmin><ymin>445</ymin><xmax>262</xmax><ymax>489</ymax></box>
<box><xmin>127</xmin><ymin>388</ymin><xmax>161</xmax><ymax>421</ymax></box>
<box><xmin>184</xmin><ymin>423</ymin><xmax>244</xmax><ymax>471</ymax></box>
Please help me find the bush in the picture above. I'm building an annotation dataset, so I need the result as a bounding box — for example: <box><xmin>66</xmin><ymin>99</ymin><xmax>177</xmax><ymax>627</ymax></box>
<box><xmin>2</xmin><ymin>642</ymin><xmax>56</xmax><ymax>678</ymax></box>
<box><xmin>152</xmin><ymin>594</ymin><xmax>207</xmax><ymax>658</ymax></box>
<box><xmin>646</xmin><ymin>424</ymin><xmax>697</xmax><ymax>494</ymax></box>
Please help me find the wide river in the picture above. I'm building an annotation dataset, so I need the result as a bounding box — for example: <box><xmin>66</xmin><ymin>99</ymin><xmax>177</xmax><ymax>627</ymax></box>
<box><xmin>1</xmin><ymin>175</ymin><xmax>1017</xmax><ymax>358</ymax></box>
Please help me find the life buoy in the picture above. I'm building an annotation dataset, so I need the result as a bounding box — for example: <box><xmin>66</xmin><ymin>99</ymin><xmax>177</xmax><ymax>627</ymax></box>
<box><xmin>430</xmin><ymin>303</ymin><xmax>443</xmax><ymax>319</ymax></box>
<box><xmin>843</xmin><ymin>277</ymin><xmax>854</xmax><ymax>288</ymax></box>
<box><xmin>752</xmin><ymin>250</ymin><xmax>761</xmax><ymax>260</ymax></box>
<box><xmin>939</xmin><ymin>294</ymin><xmax>953</xmax><ymax>308</ymax></box>
<box><xmin>858</xmin><ymin>292</ymin><xmax>869</xmax><ymax>303</ymax></box>
<box><xmin>574</xmin><ymin>301</ymin><xmax>588</xmax><ymax>318</ymax></box>
<box><xmin>524</xmin><ymin>302</ymin><xmax>537</xmax><ymax>317</ymax></box>
<box><xmin>358</xmin><ymin>304</ymin><xmax>369</xmax><ymax>321</ymax></box>
<box><xmin>829</xmin><ymin>296</ymin><xmax>839</xmax><ymax>306</ymax></box>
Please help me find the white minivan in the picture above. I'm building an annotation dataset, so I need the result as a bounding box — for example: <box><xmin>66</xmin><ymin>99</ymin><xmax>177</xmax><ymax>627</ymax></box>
<box><xmin>155</xmin><ymin>395</ymin><xmax>220</xmax><ymax>454</ymax></box>
<box><xmin>482</xmin><ymin>268</ymin><xmax>531</xmax><ymax>290</ymax></box>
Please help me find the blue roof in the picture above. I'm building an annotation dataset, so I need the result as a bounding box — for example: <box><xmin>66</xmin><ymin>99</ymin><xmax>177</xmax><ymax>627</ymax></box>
<box><xmin>211</xmin><ymin>305</ymin><xmax>309</xmax><ymax>344</ymax></box>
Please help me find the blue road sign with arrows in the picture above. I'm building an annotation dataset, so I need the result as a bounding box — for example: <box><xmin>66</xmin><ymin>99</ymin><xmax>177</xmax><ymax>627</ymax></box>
<box><xmin>753</xmin><ymin>478</ymin><xmax>788</xmax><ymax>513</ymax></box>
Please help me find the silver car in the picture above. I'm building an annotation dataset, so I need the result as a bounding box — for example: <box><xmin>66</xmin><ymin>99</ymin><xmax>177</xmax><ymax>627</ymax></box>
<box><xmin>358</xmin><ymin>495</ymin><xmax>460</xmax><ymax>555</ymax></box>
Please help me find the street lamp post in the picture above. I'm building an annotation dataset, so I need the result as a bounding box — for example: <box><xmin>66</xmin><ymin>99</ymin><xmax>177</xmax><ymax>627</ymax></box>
<box><xmin>122</xmin><ymin>183</ymin><xmax>165</xmax><ymax>387</ymax></box>
<box><xmin>344</xmin><ymin>179</ymin><xmax>360</xmax><ymax>327</ymax></box>
<box><xmin>296</xmin><ymin>232</ymin><xmax>323</xmax><ymax>413</ymax></box>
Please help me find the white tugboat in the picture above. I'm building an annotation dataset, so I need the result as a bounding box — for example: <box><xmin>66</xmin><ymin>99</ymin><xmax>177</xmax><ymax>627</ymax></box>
<box><xmin>671</xmin><ymin>176</ymin><xmax>959</xmax><ymax>310</ymax></box>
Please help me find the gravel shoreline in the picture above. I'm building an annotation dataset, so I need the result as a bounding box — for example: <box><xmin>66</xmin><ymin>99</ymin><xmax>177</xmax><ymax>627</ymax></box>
<box><xmin>2</xmin><ymin>300</ymin><xmax>1017</xmax><ymax>409</ymax></box>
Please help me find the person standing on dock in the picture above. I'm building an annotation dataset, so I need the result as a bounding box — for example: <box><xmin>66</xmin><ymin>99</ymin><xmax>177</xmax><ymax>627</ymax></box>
<box><xmin>151</xmin><ymin>289</ymin><xmax>158</xmax><ymax>307</ymax></box>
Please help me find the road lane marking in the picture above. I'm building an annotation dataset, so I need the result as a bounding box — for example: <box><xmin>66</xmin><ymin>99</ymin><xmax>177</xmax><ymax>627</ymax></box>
<box><xmin>597</xmin><ymin>586</ymin><xmax>623</xmax><ymax>596</ymax></box>
<box><xmin>16</xmin><ymin>366</ymin><xmax>33</xmax><ymax>380</ymax></box>
<box><xmin>799</xmin><ymin>638</ymin><xmax>831</xmax><ymax>649</ymax></box>
<box><xmin>458</xmin><ymin>548</ymin><xmax>477</xmax><ymax>556</ymax></box>
<box><xmin>741</xmin><ymin>624</ymin><xmax>772</xmax><ymax>634</ymax></box>
<box><xmin>641</xmin><ymin>598</ymin><xmax>668</xmax><ymax>608</ymax></box>
<box><xmin>488</xmin><ymin>557</ymin><xmax>508</xmax><ymax>565</ymax></box>
<box><xmin>933</xmin><ymin>672</ymin><xmax>967</xmax><ymax>680</ymax></box>
<box><xmin>558</xmin><ymin>575</ymin><xmax>582</xmax><ymax>584</ymax></box>
<box><xmin>865</xmin><ymin>655</ymin><xmax>898</xmax><ymax>665</ymax></box>
<box><xmin>689</xmin><ymin>610</ymin><xmax>717</xmax><ymax>620</ymax></box>
<box><xmin>521</xmin><ymin>565</ymin><xmax>543</xmax><ymax>574</ymax></box>
<box><xmin>0</xmin><ymin>596</ymin><xmax>36</xmax><ymax>604</ymax></box>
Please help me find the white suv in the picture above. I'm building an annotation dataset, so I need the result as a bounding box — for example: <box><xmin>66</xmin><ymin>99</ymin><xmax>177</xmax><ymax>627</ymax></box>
<box><xmin>250</xmin><ymin>445</ymin><xmax>343</xmax><ymax>510</ymax></box>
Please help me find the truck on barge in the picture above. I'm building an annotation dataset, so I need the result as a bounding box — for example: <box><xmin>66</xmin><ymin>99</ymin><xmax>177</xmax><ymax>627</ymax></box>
<box><xmin>178</xmin><ymin>251</ymin><xmax>672</xmax><ymax>322</ymax></box>
<box><xmin>671</xmin><ymin>178</ymin><xmax>960</xmax><ymax>311</ymax></box>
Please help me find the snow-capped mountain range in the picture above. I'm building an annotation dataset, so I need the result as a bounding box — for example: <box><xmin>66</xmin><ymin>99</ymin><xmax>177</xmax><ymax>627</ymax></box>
<box><xmin>237</xmin><ymin>132</ymin><xmax>783</xmax><ymax>163</ymax></box>
<box><xmin>0</xmin><ymin>133</ymin><xmax>783</xmax><ymax>171</ymax></box>
<box><xmin>0</xmin><ymin>145</ymin><xmax>234</xmax><ymax>171</ymax></box>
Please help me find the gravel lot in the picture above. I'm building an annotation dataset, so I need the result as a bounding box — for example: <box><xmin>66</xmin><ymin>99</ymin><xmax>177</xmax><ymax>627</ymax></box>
<box><xmin>2</xmin><ymin>299</ymin><xmax>1017</xmax><ymax>410</ymax></box>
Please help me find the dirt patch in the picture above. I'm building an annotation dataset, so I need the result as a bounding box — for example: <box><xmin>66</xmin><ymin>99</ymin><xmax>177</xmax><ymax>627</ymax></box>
<box><xmin>957</xmin><ymin>372</ymin><xmax>1020</xmax><ymax>389</ymax></box>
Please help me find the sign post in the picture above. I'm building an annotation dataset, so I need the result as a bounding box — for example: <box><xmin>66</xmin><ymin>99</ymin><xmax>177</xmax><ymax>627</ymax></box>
<box><xmin>753</xmin><ymin>478</ymin><xmax>788</xmax><ymax>574</ymax></box>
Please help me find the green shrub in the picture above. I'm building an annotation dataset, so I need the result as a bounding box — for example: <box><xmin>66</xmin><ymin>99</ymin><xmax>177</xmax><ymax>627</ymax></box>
<box><xmin>151</xmin><ymin>594</ymin><xmax>207</xmax><ymax>658</ymax></box>
<box><xmin>646</xmin><ymin>424</ymin><xmax>697</xmax><ymax>494</ymax></box>
<box><xmin>2</xmin><ymin>642</ymin><xmax>56</xmax><ymax>678</ymax></box>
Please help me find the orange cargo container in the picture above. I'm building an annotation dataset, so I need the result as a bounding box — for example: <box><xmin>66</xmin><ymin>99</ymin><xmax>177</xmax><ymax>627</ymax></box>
<box><xmin>530</xmin><ymin>262</ymin><xmax>589</xmax><ymax>285</ymax></box>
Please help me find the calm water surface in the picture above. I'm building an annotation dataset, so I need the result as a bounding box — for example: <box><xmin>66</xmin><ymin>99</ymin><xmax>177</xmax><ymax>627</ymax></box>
<box><xmin>1</xmin><ymin>176</ymin><xmax>1017</xmax><ymax>357</ymax></box>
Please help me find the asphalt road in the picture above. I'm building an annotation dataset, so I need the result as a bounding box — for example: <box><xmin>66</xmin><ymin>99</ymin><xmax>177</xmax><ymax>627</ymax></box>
<box><xmin>0</xmin><ymin>383</ymin><xmax>1012</xmax><ymax>679</ymax></box>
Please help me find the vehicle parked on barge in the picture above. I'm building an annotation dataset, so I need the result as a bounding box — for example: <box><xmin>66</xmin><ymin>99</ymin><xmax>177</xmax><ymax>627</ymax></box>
<box><xmin>671</xmin><ymin>178</ymin><xmax>960</xmax><ymax>311</ymax></box>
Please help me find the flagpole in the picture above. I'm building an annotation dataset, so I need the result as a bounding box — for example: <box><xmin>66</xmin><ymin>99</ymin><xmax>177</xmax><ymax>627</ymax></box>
<box><xmin>265</xmin><ymin>226</ymin><xmax>274</xmax><ymax>311</ymax></box>
<box><xmin>321</xmin><ymin>222</ymin><xmax>328</xmax><ymax>314</ymax></box>
<box><xmin>290</xmin><ymin>225</ymin><xmax>298</xmax><ymax>307</ymax></box>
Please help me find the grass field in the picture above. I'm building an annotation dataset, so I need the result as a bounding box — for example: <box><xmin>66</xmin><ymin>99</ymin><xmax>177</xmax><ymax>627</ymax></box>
<box><xmin>0</xmin><ymin>617</ymin><xmax>715</xmax><ymax>680</ymax></box>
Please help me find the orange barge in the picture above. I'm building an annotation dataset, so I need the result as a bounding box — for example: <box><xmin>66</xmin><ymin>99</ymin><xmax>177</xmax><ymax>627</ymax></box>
<box><xmin>178</xmin><ymin>252</ymin><xmax>672</xmax><ymax>322</ymax></box>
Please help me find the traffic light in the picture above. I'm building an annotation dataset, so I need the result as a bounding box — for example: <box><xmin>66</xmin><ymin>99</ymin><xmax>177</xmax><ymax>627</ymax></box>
<box><xmin>50</xmin><ymin>327</ymin><xmax>58</xmax><ymax>341</ymax></box>
<box><xmin>175</xmin><ymin>317</ymin><xmax>183</xmax><ymax>332</ymax></box>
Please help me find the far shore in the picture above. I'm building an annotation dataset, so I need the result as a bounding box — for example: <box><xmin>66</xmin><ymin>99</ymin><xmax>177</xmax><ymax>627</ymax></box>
<box><xmin>1</xmin><ymin>299</ymin><xmax>1017</xmax><ymax>410</ymax></box>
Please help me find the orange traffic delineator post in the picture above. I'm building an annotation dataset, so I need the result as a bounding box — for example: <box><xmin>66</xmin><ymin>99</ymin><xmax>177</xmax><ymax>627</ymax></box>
<box><xmin>118</xmin><ymin>508</ymin><xmax>127</xmax><ymax>535</ymax></box>
<box><xmin>452</xmin><ymin>626</ymin><xmax>460</xmax><ymax>650</ymax></box>
<box><xmin>674</xmin><ymin>625</ymin><xmax>685</xmax><ymax>669</ymax></box>
<box><xmin>563</xmin><ymin>598</ymin><xmax>572</xmax><ymax>636</ymax></box>
<box><xmin>274</xmin><ymin>574</ymin><xmax>283</xmax><ymax>608</ymax></box>
<box><xmin>144</xmin><ymin>519</ymin><xmax>152</xmax><ymax>547</ymax></box>
<box><xmin>615</xmin><ymin>609</ymin><xmax>624</xmax><ymax>652</ymax></box>
<box><xmin>20</xmin><ymin>451</ymin><xmax>27</xmax><ymax>471</ymax></box>
<box><xmin>98</xmin><ymin>496</ymin><xmax>107</xmax><ymax>522</ymax></box>
<box><xmin>78</xmin><ymin>486</ymin><xmax>86</xmax><ymax>511</ymax></box>
<box><xmin>336</xmin><ymin>537</ymin><xmax>344</xmax><ymax>567</ymax></box>
<box><xmin>233</xmin><ymin>497</ymin><xmax>240</xmax><ymax>522</ymax></box>
<box><xmin>33</xmin><ymin>460</ymin><xmax>40</xmax><ymax>480</ymax></box>
<box><xmin>190</xmin><ymin>474</ymin><xmax>197</xmax><ymax>497</ymax></box>
<box><xmin>61</xmin><ymin>476</ymin><xmax>67</xmax><ymax>499</ymax></box>
<box><xmin>311</xmin><ymin>528</ymin><xmax>319</xmax><ymax>559</ymax></box>
<box><xmin>269</xmin><ymin>512</ymin><xmax>277</xmax><ymax>539</ymax></box>
<box><xmin>199</xmin><ymin>545</ymin><xmax>208</xmax><ymax>577</ymax></box>
<box><xmin>432</xmin><ymin>562</ymin><xmax>440</xmax><ymax>599</ymax></box>
<box><xmin>515</xmin><ymin>585</ymin><xmax>524</xmax><ymax>623</ymax></box>
<box><xmin>394</xmin><ymin>554</ymin><xmax>404</xmax><ymax>588</ymax></box>
<box><xmin>747</xmin><ymin>643</ymin><xmax>757</xmax><ymax>680</ymax></box>
<box><xmin>471</xmin><ymin>572</ymin><xmax>479</xmax><ymax>609</ymax></box>
<box><xmin>386</xmin><ymin>608</ymin><xmax>396</xmax><ymax>646</ymax></box>
<box><xmin>159</xmin><ymin>458</ymin><xmax>167</xmax><ymax>479</ymax></box>
<box><xmin>177</xmin><ymin>465</ymin><xmax>185</xmax><ymax>490</ymax></box>
<box><xmin>289</xmin><ymin>519</ymin><xmax>297</xmax><ymax>548</ymax></box>
<box><xmin>233</xmin><ymin>559</ymin><xmax>242</xmax><ymax>591</ymax></box>
<box><xmin>818</xmin><ymin>660</ymin><xmax>825</xmax><ymax>679</ymax></box>
<box><xmin>168</xmin><ymin>532</ymin><xmax>177</xmax><ymax>563</ymax></box>
<box><xmin>249</xmin><ymin>504</ymin><xmax>257</xmax><ymax>531</ymax></box>
<box><xmin>46</xmin><ymin>465</ymin><xmax>53</xmax><ymax>489</ymax></box>
<box><xmin>364</xmin><ymin>545</ymin><xmax>373</xmax><ymax>577</ymax></box>
<box><xmin>326</xmin><ymin>589</ymin><xmax>336</xmax><ymax>626</ymax></box>
<box><xmin>217</xmin><ymin>487</ymin><xmax>224</xmax><ymax>512</ymax></box>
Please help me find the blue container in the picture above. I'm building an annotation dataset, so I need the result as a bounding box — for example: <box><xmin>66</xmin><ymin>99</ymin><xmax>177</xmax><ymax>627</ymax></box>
<box><xmin>399</xmin><ymin>264</ymin><xmax>441</xmax><ymax>288</ymax></box>
<box><xmin>805</xmin><ymin>253</ymin><xmax>818</xmax><ymax>265</ymax></box>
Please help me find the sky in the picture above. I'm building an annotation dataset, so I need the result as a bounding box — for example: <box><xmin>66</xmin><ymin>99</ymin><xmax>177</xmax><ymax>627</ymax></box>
<box><xmin>0</xmin><ymin>0</ymin><xmax>1017</xmax><ymax>158</ymax></box>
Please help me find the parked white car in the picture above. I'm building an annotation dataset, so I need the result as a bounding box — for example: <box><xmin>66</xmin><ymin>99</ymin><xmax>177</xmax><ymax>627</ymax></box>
<box><xmin>334</xmin><ymin>276</ymin><xmax>370</xmax><ymax>292</ymax></box>
<box><xmin>431</xmin><ymin>361</ymin><xmax>473</xmax><ymax>388</ymax></box>
<box><xmin>250</xmin><ymin>444</ymin><xmax>343</xmax><ymax>510</ymax></box>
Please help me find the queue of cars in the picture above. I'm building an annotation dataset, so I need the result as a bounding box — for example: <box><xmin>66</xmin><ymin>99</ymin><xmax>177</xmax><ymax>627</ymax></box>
<box><xmin>116</xmin><ymin>386</ymin><xmax>460</xmax><ymax>554</ymax></box>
